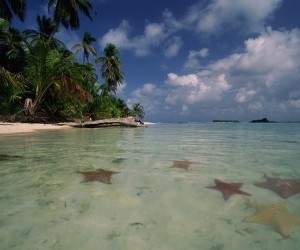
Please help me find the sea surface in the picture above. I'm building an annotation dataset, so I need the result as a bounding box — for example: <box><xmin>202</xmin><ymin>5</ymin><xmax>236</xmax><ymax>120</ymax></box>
<box><xmin>0</xmin><ymin>122</ymin><xmax>300</xmax><ymax>250</ymax></box>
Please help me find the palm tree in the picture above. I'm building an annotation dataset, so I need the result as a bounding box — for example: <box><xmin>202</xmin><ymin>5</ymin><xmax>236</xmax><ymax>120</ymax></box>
<box><xmin>0</xmin><ymin>23</ymin><xmax>27</xmax><ymax>73</ymax></box>
<box><xmin>48</xmin><ymin>0</ymin><xmax>95</xmax><ymax>35</ymax></box>
<box><xmin>0</xmin><ymin>0</ymin><xmax>26</xmax><ymax>22</ymax></box>
<box><xmin>24</xmin><ymin>15</ymin><xmax>56</xmax><ymax>41</ymax></box>
<box><xmin>130</xmin><ymin>103</ymin><xmax>145</xmax><ymax>120</ymax></box>
<box><xmin>23</xmin><ymin>40</ymin><xmax>94</xmax><ymax>117</ymax></box>
<box><xmin>0</xmin><ymin>17</ymin><xmax>26</xmax><ymax>111</ymax></box>
<box><xmin>116</xmin><ymin>98</ymin><xmax>130</xmax><ymax>117</ymax></box>
<box><xmin>72</xmin><ymin>32</ymin><xmax>97</xmax><ymax>63</ymax></box>
<box><xmin>23</xmin><ymin>15</ymin><xmax>64</xmax><ymax>49</ymax></box>
<box><xmin>96</xmin><ymin>43</ymin><xmax>124</xmax><ymax>95</ymax></box>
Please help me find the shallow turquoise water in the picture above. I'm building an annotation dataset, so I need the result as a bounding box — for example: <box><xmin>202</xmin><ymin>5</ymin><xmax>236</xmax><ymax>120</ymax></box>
<box><xmin>0</xmin><ymin>123</ymin><xmax>300</xmax><ymax>249</ymax></box>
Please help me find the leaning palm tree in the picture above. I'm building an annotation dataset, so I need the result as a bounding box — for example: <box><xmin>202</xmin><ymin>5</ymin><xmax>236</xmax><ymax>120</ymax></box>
<box><xmin>72</xmin><ymin>32</ymin><xmax>97</xmax><ymax>63</ymax></box>
<box><xmin>96</xmin><ymin>43</ymin><xmax>124</xmax><ymax>95</ymax></box>
<box><xmin>0</xmin><ymin>0</ymin><xmax>26</xmax><ymax>22</ymax></box>
<box><xmin>48</xmin><ymin>0</ymin><xmax>95</xmax><ymax>37</ymax></box>
<box><xmin>23</xmin><ymin>40</ymin><xmax>94</xmax><ymax>117</ymax></box>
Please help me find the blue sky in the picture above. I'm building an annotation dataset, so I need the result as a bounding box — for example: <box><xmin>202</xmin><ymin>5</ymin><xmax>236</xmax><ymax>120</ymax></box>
<box><xmin>13</xmin><ymin>0</ymin><xmax>300</xmax><ymax>122</ymax></box>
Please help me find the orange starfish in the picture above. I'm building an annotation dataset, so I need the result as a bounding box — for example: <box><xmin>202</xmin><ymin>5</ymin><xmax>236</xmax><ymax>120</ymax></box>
<box><xmin>77</xmin><ymin>168</ymin><xmax>119</xmax><ymax>184</ymax></box>
<box><xmin>206</xmin><ymin>179</ymin><xmax>251</xmax><ymax>200</ymax></box>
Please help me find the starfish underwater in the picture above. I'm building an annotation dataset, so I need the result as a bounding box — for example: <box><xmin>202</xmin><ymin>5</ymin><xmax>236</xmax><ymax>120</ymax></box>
<box><xmin>254</xmin><ymin>175</ymin><xmax>300</xmax><ymax>199</ymax></box>
<box><xmin>77</xmin><ymin>168</ymin><xmax>119</xmax><ymax>184</ymax></box>
<box><xmin>243</xmin><ymin>200</ymin><xmax>300</xmax><ymax>237</ymax></box>
<box><xmin>171</xmin><ymin>160</ymin><xmax>192</xmax><ymax>171</ymax></box>
<box><xmin>206</xmin><ymin>179</ymin><xmax>251</xmax><ymax>200</ymax></box>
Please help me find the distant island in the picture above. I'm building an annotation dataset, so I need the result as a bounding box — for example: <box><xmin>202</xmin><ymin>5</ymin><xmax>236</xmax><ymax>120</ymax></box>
<box><xmin>250</xmin><ymin>118</ymin><xmax>276</xmax><ymax>123</ymax></box>
<box><xmin>212</xmin><ymin>120</ymin><xmax>240</xmax><ymax>123</ymax></box>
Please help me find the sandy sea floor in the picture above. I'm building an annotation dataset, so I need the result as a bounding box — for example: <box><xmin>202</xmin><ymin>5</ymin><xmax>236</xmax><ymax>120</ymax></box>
<box><xmin>0</xmin><ymin>123</ymin><xmax>300</xmax><ymax>249</ymax></box>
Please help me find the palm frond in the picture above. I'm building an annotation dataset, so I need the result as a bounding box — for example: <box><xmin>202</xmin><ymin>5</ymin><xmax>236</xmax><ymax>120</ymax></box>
<box><xmin>0</xmin><ymin>66</ymin><xmax>25</xmax><ymax>90</ymax></box>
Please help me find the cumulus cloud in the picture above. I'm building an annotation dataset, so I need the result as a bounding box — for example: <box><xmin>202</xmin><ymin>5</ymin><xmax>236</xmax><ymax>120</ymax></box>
<box><xmin>99</xmin><ymin>9</ymin><xmax>184</xmax><ymax>57</ymax></box>
<box><xmin>183</xmin><ymin>48</ymin><xmax>209</xmax><ymax>70</ymax></box>
<box><xmin>100</xmin><ymin>0</ymin><xmax>283</xmax><ymax>58</ymax></box>
<box><xmin>100</xmin><ymin>19</ymin><xmax>168</xmax><ymax>56</ymax></box>
<box><xmin>184</xmin><ymin>0</ymin><xmax>282</xmax><ymax>35</ymax></box>
<box><xmin>165</xmin><ymin>72</ymin><xmax>231</xmax><ymax>105</ymax></box>
<box><xmin>129</xmin><ymin>27</ymin><xmax>300</xmax><ymax>120</ymax></box>
<box><xmin>132</xmin><ymin>83</ymin><xmax>158</xmax><ymax>98</ymax></box>
<box><xmin>163</xmin><ymin>27</ymin><xmax>300</xmax><ymax>120</ymax></box>
<box><xmin>100</xmin><ymin>20</ymin><xmax>131</xmax><ymax>48</ymax></box>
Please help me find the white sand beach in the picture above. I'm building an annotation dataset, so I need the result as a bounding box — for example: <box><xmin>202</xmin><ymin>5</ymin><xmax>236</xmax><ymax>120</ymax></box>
<box><xmin>0</xmin><ymin>120</ymin><xmax>156</xmax><ymax>134</ymax></box>
<box><xmin>0</xmin><ymin>122</ymin><xmax>72</xmax><ymax>134</ymax></box>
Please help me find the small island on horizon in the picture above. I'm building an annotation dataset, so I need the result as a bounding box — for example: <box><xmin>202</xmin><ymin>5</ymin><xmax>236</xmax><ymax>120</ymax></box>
<box><xmin>250</xmin><ymin>118</ymin><xmax>276</xmax><ymax>123</ymax></box>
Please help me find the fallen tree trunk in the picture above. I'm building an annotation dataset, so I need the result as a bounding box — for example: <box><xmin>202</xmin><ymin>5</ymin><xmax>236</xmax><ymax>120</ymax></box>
<box><xmin>71</xmin><ymin>118</ymin><xmax>145</xmax><ymax>128</ymax></box>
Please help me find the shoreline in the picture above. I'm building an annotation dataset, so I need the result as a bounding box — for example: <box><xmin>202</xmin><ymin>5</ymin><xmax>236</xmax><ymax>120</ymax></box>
<box><xmin>0</xmin><ymin>119</ymin><xmax>157</xmax><ymax>135</ymax></box>
<box><xmin>0</xmin><ymin>122</ymin><xmax>72</xmax><ymax>134</ymax></box>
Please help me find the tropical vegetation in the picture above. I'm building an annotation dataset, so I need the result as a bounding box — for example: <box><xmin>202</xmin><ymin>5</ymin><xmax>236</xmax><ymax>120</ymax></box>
<box><xmin>0</xmin><ymin>1</ymin><xmax>145</xmax><ymax>122</ymax></box>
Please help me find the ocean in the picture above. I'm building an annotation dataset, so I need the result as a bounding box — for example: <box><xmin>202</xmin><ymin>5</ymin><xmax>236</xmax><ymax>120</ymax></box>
<box><xmin>0</xmin><ymin>122</ymin><xmax>300</xmax><ymax>249</ymax></box>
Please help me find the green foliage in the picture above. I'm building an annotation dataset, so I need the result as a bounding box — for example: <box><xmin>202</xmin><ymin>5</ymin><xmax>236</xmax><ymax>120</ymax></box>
<box><xmin>48</xmin><ymin>0</ymin><xmax>95</xmax><ymax>31</ymax></box>
<box><xmin>72</xmin><ymin>32</ymin><xmax>97</xmax><ymax>63</ymax></box>
<box><xmin>0</xmin><ymin>81</ymin><xmax>22</xmax><ymax>115</ymax></box>
<box><xmin>130</xmin><ymin>103</ymin><xmax>145</xmax><ymax>120</ymax></box>
<box><xmin>23</xmin><ymin>40</ymin><xmax>95</xmax><ymax>117</ymax></box>
<box><xmin>89</xmin><ymin>95</ymin><xmax>129</xmax><ymax>120</ymax></box>
<box><xmin>0</xmin><ymin>3</ymin><xmax>145</xmax><ymax>121</ymax></box>
<box><xmin>96</xmin><ymin>43</ymin><xmax>124</xmax><ymax>95</ymax></box>
<box><xmin>0</xmin><ymin>22</ymin><xmax>27</xmax><ymax>73</ymax></box>
<box><xmin>0</xmin><ymin>0</ymin><xmax>26</xmax><ymax>22</ymax></box>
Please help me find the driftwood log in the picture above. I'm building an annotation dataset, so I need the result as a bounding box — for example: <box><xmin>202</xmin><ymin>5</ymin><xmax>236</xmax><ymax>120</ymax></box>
<box><xmin>71</xmin><ymin>118</ymin><xmax>145</xmax><ymax>128</ymax></box>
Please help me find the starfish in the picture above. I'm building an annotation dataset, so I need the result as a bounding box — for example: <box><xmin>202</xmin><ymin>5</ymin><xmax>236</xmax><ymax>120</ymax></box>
<box><xmin>206</xmin><ymin>179</ymin><xmax>251</xmax><ymax>200</ymax></box>
<box><xmin>254</xmin><ymin>175</ymin><xmax>300</xmax><ymax>199</ymax></box>
<box><xmin>77</xmin><ymin>168</ymin><xmax>119</xmax><ymax>184</ymax></box>
<box><xmin>170</xmin><ymin>160</ymin><xmax>192</xmax><ymax>171</ymax></box>
<box><xmin>243</xmin><ymin>200</ymin><xmax>300</xmax><ymax>237</ymax></box>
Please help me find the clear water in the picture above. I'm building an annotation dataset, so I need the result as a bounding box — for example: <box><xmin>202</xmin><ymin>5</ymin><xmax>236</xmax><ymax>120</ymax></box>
<box><xmin>0</xmin><ymin>123</ymin><xmax>300</xmax><ymax>250</ymax></box>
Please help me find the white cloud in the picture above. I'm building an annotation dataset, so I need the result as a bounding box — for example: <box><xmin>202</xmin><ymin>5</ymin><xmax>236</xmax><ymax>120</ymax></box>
<box><xmin>160</xmin><ymin>28</ymin><xmax>300</xmax><ymax>120</ymax></box>
<box><xmin>184</xmin><ymin>48</ymin><xmax>209</xmax><ymax>70</ymax></box>
<box><xmin>162</xmin><ymin>9</ymin><xmax>184</xmax><ymax>32</ymax></box>
<box><xmin>127</xmin><ymin>83</ymin><xmax>165</xmax><ymax>115</ymax></box>
<box><xmin>99</xmin><ymin>8</ymin><xmax>184</xmax><ymax>57</ymax></box>
<box><xmin>100</xmin><ymin>20</ymin><xmax>167</xmax><ymax>56</ymax></box>
<box><xmin>234</xmin><ymin>27</ymin><xmax>299</xmax><ymax>78</ymax></box>
<box><xmin>165</xmin><ymin>73</ymin><xmax>231</xmax><ymax>105</ymax></box>
<box><xmin>164</xmin><ymin>36</ymin><xmax>183</xmax><ymax>58</ymax></box>
<box><xmin>99</xmin><ymin>0</ymin><xmax>282</xmax><ymax>58</ymax></box>
<box><xmin>128</xmin><ymin>25</ymin><xmax>300</xmax><ymax>122</ymax></box>
<box><xmin>116</xmin><ymin>82</ymin><xmax>127</xmax><ymax>95</ymax></box>
<box><xmin>235</xmin><ymin>88</ymin><xmax>257</xmax><ymax>103</ymax></box>
<box><xmin>184</xmin><ymin>0</ymin><xmax>282</xmax><ymax>35</ymax></box>
<box><xmin>127</xmin><ymin>28</ymin><xmax>300</xmax><ymax>121</ymax></box>
<box><xmin>100</xmin><ymin>20</ymin><xmax>132</xmax><ymax>48</ymax></box>
<box><xmin>132</xmin><ymin>83</ymin><xmax>158</xmax><ymax>98</ymax></box>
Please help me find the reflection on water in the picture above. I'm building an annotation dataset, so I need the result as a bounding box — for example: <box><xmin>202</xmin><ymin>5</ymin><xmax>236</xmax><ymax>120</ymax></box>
<box><xmin>0</xmin><ymin>123</ymin><xmax>300</xmax><ymax>249</ymax></box>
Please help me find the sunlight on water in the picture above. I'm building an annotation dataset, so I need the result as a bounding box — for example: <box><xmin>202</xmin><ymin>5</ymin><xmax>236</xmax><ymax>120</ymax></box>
<box><xmin>0</xmin><ymin>123</ymin><xmax>300</xmax><ymax>249</ymax></box>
